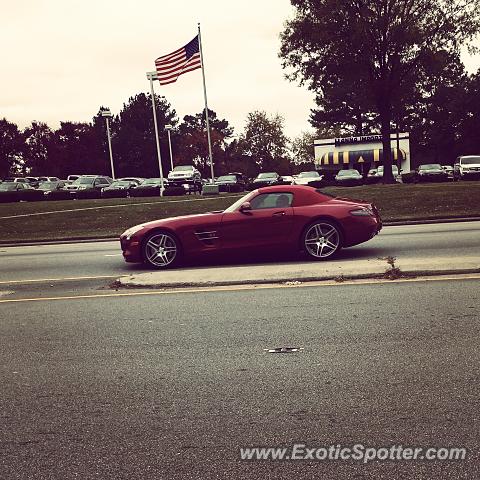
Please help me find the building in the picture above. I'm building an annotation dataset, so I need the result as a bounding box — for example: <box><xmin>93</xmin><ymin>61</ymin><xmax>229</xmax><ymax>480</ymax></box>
<box><xmin>314</xmin><ymin>133</ymin><xmax>411</xmax><ymax>174</ymax></box>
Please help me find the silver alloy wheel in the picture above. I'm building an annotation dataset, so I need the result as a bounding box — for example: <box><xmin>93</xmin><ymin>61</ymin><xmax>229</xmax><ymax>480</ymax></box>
<box><xmin>144</xmin><ymin>232</ymin><xmax>178</xmax><ymax>267</ymax></box>
<box><xmin>304</xmin><ymin>222</ymin><xmax>340</xmax><ymax>259</ymax></box>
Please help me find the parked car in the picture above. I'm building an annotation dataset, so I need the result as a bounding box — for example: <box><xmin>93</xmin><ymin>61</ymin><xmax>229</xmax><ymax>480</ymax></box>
<box><xmin>416</xmin><ymin>164</ymin><xmax>448</xmax><ymax>182</ymax></box>
<box><xmin>0</xmin><ymin>182</ymin><xmax>43</xmax><ymax>202</ymax></box>
<box><xmin>442</xmin><ymin>165</ymin><xmax>454</xmax><ymax>180</ymax></box>
<box><xmin>117</xmin><ymin>177</ymin><xmax>145</xmax><ymax>185</ymax></box>
<box><xmin>101</xmin><ymin>180</ymin><xmax>137</xmax><ymax>198</ymax></box>
<box><xmin>38</xmin><ymin>180</ymin><xmax>71</xmax><ymax>200</ymax></box>
<box><xmin>2</xmin><ymin>177</ymin><xmax>28</xmax><ymax>183</ymax></box>
<box><xmin>279</xmin><ymin>175</ymin><xmax>294</xmax><ymax>185</ymax></box>
<box><xmin>67</xmin><ymin>175</ymin><xmax>81</xmax><ymax>183</ymax></box>
<box><xmin>249</xmin><ymin>172</ymin><xmax>281</xmax><ymax>189</ymax></box>
<box><xmin>25</xmin><ymin>176</ymin><xmax>40</xmax><ymax>187</ymax></box>
<box><xmin>293</xmin><ymin>171</ymin><xmax>323</xmax><ymax>186</ymax></box>
<box><xmin>167</xmin><ymin>166</ymin><xmax>202</xmax><ymax>192</ymax></box>
<box><xmin>64</xmin><ymin>175</ymin><xmax>112</xmax><ymax>198</ymax></box>
<box><xmin>367</xmin><ymin>165</ymin><xmax>400</xmax><ymax>183</ymax></box>
<box><xmin>120</xmin><ymin>185</ymin><xmax>382</xmax><ymax>269</ymax></box>
<box><xmin>38</xmin><ymin>176</ymin><xmax>60</xmax><ymax>183</ymax></box>
<box><xmin>454</xmin><ymin>155</ymin><xmax>480</xmax><ymax>180</ymax></box>
<box><xmin>335</xmin><ymin>169</ymin><xmax>363</xmax><ymax>186</ymax></box>
<box><xmin>215</xmin><ymin>174</ymin><xmax>245</xmax><ymax>192</ymax></box>
<box><xmin>130</xmin><ymin>178</ymin><xmax>168</xmax><ymax>197</ymax></box>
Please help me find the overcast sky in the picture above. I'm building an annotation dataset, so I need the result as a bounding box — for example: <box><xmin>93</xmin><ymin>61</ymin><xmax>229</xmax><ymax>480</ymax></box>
<box><xmin>2</xmin><ymin>0</ymin><xmax>480</xmax><ymax>140</ymax></box>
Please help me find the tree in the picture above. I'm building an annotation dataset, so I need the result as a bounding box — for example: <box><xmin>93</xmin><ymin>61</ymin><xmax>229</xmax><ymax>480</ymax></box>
<box><xmin>0</xmin><ymin>118</ymin><xmax>24</xmax><ymax>177</ymax></box>
<box><xmin>23</xmin><ymin>121</ymin><xmax>54</xmax><ymax>175</ymax></box>
<box><xmin>280</xmin><ymin>0</ymin><xmax>480</xmax><ymax>182</ymax></box>
<box><xmin>240</xmin><ymin>111</ymin><xmax>290</xmax><ymax>173</ymax></box>
<box><xmin>290</xmin><ymin>131</ymin><xmax>316</xmax><ymax>165</ymax></box>
<box><xmin>113</xmin><ymin>93</ymin><xmax>178</xmax><ymax>178</ymax></box>
<box><xmin>176</xmin><ymin>109</ymin><xmax>234</xmax><ymax>177</ymax></box>
<box><xmin>48</xmin><ymin>121</ymin><xmax>107</xmax><ymax>178</ymax></box>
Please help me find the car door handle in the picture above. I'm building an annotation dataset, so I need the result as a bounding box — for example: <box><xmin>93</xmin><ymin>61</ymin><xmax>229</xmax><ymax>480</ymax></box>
<box><xmin>273</xmin><ymin>211</ymin><xmax>286</xmax><ymax>216</ymax></box>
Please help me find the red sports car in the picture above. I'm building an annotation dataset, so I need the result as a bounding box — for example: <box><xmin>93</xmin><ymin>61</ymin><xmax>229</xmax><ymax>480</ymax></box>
<box><xmin>120</xmin><ymin>185</ymin><xmax>382</xmax><ymax>268</ymax></box>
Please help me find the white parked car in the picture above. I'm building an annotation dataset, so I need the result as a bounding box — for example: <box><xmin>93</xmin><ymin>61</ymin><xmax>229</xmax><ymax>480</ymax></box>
<box><xmin>293</xmin><ymin>171</ymin><xmax>323</xmax><ymax>186</ymax></box>
<box><xmin>167</xmin><ymin>165</ymin><xmax>201</xmax><ymax>182</ymax></box>
<box><xmin>454</xmin><ymin>156</ymin><xmax>480</xmax><ymax>180</ymax></box>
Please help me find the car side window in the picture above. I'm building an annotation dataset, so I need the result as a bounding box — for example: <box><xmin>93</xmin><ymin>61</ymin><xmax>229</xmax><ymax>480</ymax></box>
<box><xmin>250</xmin><ymin>193</ymin><xmax>293</xmax><ymax>210</ymax></box>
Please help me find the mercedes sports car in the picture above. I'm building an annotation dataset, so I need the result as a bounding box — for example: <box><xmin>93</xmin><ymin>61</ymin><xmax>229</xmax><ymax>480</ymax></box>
<box><xmin>120</xmin><ymin>185</ymin><xmax>382</xmax><ymax>268</ymax></box>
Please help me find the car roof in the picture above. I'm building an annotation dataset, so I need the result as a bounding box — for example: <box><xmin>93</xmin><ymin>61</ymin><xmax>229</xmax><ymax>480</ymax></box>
<box><xmin>256</xmin><ymin>185</ymin><xmax>330</xmax><ymax>206</ymax></box>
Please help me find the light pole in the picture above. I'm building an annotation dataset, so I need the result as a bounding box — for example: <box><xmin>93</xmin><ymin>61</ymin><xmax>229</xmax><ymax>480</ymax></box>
<box><xmin>101</xmin><ymin>109</ymin><xmax>115</xmax><ymax>179</ymax></box>
<box><xmin>146</xmin><ymin>71</ymin><xmax>165</xmax><ymax>196</ymax></box>
<box><xmin>165</xmin><ymin>124</ymin><xmax>174</xmax><ymax>172</ymax></box>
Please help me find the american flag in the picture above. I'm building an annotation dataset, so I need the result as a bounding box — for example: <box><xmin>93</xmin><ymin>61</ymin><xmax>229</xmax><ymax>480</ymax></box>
<box><xmin>155</xmin><ymin>36</ymin><xmax>202</xmax><ymax>85</ymax></box>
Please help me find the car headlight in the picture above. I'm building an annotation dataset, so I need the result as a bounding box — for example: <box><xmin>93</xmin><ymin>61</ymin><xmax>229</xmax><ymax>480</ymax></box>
<box><xmin>350</xmin><ymin>207</ymin><xmax>374</xmax><ymax>217</ymax></box>
<box><xmin>122</xmin><ymin>224</ymin><xmax>145</xmax><ymax>240</ymax></box>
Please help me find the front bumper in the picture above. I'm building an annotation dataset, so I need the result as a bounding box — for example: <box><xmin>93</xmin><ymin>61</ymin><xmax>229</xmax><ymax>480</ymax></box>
<box><xmin>120</xmin><ymin>236</ymin><xmax>142</xmax><ymax>263</ymax></box>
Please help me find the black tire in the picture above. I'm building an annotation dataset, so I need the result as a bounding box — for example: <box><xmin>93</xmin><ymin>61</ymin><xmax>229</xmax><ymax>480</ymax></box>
<box><xmin>142</xmin><ymin>230</ymin><xmax>182</xmax><ymax>269</ymax></box>
<box><xmin>301</xmin><ymin>220</ymin><xmax>342</xmax><ymax>260</ymax></box>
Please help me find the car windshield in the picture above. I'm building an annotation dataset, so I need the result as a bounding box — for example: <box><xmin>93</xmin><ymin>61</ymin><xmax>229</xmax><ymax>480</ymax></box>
<box><xmin>377</xmin><ymin>165</ymin><xmax>399</xmax><ymax>174</ymax></box>
<box><xmin>460</xmin><ymin>156</ymin><xmax>480</xmax><ymax>165</ymax></box>
<box><xmin>223</xmin><ymin>192</ymin><xmax>255</xmax><ymax>213</ymax></box>
<box><xmin>74</xmin><ymin>177</ymin><xmax>95</xmax><ymax>185</ymax></box>
<box><xmin>217</xmin><ymin>175</ymin><xmax>236</xmax><ymax>182</ymax></box>
<box><xmin>141</xmin><ymin>179</ymin><xmax>162</xmax><ymax>185</ymax></box>
<box><xmin>338</xmin><ymin>170</ymin><xmax>360</xmax><ymax>177</ymax></box>
<box><xmin>173</xmin><ymin>166</ymin><xmax>193</xmax><ymax>172</ymax></box>
<box><xmin>298</xmin><ymin>171</ymin><xmax>320</xmax><ymax>178</ymax></box>
<box><xmin>110</xmin><ymin>181</ymin><xmax>130</xmax><ymax>187</ymax></box>
<box><xmin>420</xmin><ymin>164</ymin><xmax>442</xmax><ymax>170</ymax></box>
<box><xmin>0</xmin><ymin>183</ymin><xmax>16</xmax><ymax>191</ymax></box>
<box><xmin>38</xmin><ymin>182</ymin><xmax>57</xmax><ymax>190</ymax></box>
<box><xmin>257</xmin><ymin>173</ymin><xmax>277</xmax><ymax>179</ymax></box>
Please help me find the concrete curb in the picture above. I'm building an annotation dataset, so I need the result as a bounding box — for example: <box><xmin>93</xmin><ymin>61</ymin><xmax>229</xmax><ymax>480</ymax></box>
<box><xmin>117</xmin><ymin>256</ymin><xmax>480</xmax><ymax>290</ymax></box>
<box><xmin>1</xmin><ymin>217</ymin><xmax>479</xmax><ymax>248</ymax></box>
<box><xmin>117</xmin><ymin>269</ymin><xmax>480</xmax><ymax>289</ymax></box>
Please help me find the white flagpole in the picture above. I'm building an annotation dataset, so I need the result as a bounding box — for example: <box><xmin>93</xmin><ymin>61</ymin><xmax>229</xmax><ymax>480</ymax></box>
<box><xmin>197</xmin><ymin>23</ymin><xmax>215</xmax><ymax>183</ymax></box>
<box><xmin>146</xmin><ymin>71</ymin><xmax>165</xmax><ymax>196</ymax></box>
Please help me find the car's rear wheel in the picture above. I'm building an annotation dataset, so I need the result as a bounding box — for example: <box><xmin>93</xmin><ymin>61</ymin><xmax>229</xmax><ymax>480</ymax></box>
<box><xmin>302</xmin><ymin>221</ymin><xmax>342</xmax><ymax>260</ymax></box>
<box><xmin>143</xmin><ymin>231</ymin><xmax>180</xmax><ymax>269</ymax></box>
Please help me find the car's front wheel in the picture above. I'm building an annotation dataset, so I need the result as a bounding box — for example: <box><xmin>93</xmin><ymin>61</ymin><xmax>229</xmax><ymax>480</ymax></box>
<box><xmin>302</xmin><ymin>221</ymin><xmax>342</xmax><ymax>260</ymax></box>
<box><xmin>142</xmin><ymin>231</ymin><xmax>181</xmax><ymax>269</ymax></box>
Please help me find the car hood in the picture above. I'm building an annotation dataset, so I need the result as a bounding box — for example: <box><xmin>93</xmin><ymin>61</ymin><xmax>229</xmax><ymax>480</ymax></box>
<box><xmin>295</xmin><ymin>177</ymin><xmax>319</xmax><ymax>184</ymax></box>
<box><xmin>132</xmin><ymin>211</ymin><xmax>225</xmax><ymax>231</ymax></box>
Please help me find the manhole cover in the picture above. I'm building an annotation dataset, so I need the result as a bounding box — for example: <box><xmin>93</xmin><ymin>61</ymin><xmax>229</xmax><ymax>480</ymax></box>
<box><xmin>264</xmin><ymin>347</ymin><xmax>304</xmax><ymax>354</ymax></box>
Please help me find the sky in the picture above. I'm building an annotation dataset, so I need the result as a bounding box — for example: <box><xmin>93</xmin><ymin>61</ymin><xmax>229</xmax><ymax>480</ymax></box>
<box><xmin>2</xmin><ymin>0</ymin><xmax>480</xmax><ymax>141</ymax></box>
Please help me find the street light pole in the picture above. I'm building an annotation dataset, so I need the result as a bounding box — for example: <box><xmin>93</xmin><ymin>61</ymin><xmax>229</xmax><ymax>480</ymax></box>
<box><xmin>146</xmin><ymin>71</ymin><xmax>165</xmax><ymax>196</ymax></box>
<box><xmin>165</xmin><ymin>124</ymin><xmax>174</xmax><ymax>172</ymax></box>
<box><xmin>101</xmin><ymin>109</ymin><xmax>115</xmax><ymax>179</ymax></box>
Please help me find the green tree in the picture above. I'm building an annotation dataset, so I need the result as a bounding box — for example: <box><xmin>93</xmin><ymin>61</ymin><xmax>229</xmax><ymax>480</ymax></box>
<box><xmin>0</xmin><ymin>118</ymin><xmax>24</xmax><ymax>177</ymax></box>
<box><xmin>23</xmin><ymin>121</ymin><xmax>54</xmax><ymax>175</ymax></box>
<box><xmin>280</xmin><ymin>0</ymin><xmax>480</xmax><ymax>182</ymax></box>
<box><xmin>290</xmin><ymin>131</ymin><xmax>316</xmax><ymax>165</ymax></box>
<box><xmin>48</xmin><ymin>121</ymin><xmax>107</xmax><ymax>178</ymax></box>
<box><xmin>113</xmin><ymin>93</ymin><xmax>177</xmax><ymax>178</ymax></box>
<box><xmin>176</xmin><ymin>109</ymin><xmax>234</xmax><ymax>177</ymax></box>
<box><xmin>240</xmin><ymin>111</ymin><xmax>289</xmax><ymax>173</ymax></box>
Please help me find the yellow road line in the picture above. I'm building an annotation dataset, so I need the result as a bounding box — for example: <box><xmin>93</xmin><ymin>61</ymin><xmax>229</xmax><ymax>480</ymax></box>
<box><xmin>0</xmin><ymin>275</ymin><xmax>122</xmax><ymax>285</ymax></box>
<box><xmin>0</xmin><ymin>274</ymin><xmax>478</xmax><ymax>304</ymax></box>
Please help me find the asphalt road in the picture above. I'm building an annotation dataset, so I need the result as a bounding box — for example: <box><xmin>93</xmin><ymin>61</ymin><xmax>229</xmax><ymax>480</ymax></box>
<box><xmin>0</xmin><ymin>221</ymin><xmax>479</xmax><ymax>283</ymax></box>
<box><xmin>0</xmin><ymin>278</ymin><xmax>479</xmax><ymax>479</ymax></box>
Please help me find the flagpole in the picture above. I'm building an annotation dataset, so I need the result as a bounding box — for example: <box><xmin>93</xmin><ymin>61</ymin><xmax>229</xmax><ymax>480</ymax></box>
<box><xmin>146</xmin><ymin>71</ymin><xmax>165</xmax><ymax>196</ymax></box>
<box><xmin>197</xmin><ymin>23</ymin><xmax>215</xmax><ymax>183</ymax></box>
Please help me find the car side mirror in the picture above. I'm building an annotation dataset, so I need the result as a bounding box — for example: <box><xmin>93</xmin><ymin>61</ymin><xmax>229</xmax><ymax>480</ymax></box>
<box><xmin>239</xmin><ymin>201</ymin><xmax>252</xmax><ymax>213</ymax></box>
